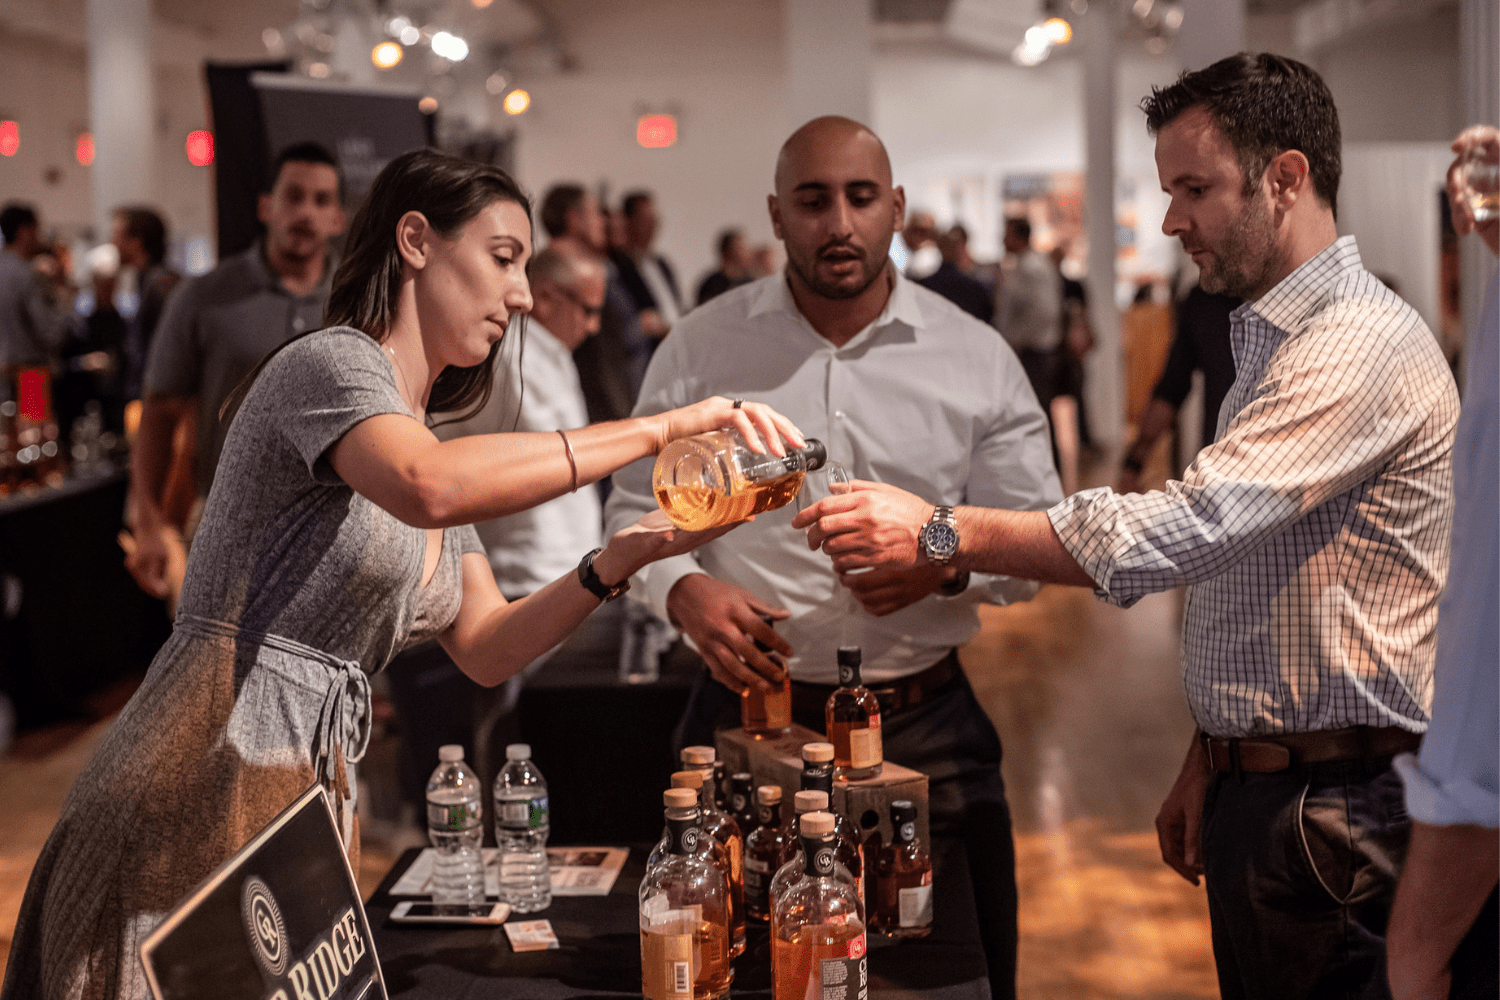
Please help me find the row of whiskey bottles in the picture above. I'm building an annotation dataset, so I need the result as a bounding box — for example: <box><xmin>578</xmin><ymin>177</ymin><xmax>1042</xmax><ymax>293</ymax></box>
<box><xmin>638</xmin><ymin>743</ymin><xmax>933</xmax><ymax>1000</ymax></box>
<box><xmin>743</xmin><ymin>639</ymin><xmax>884</xmax><ymax>785</ymax></box>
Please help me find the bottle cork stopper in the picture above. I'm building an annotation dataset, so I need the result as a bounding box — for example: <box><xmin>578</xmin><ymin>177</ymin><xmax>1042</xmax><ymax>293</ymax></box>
<box><xmin>793</xmin><ymin>790</ymin><xmax>829</xmax><ymax>812</ymax></box>
<box><xmin>681</xmin><ymin>746</ymin><xmax>716</xmax><ymax>766</ymax></box>
<box><xmin>664</xmin><ymin>788</ymin><xmax>698</xmax><ymax>808</ymax></box>
<box><xmin>802</xmin><ymin>742</ymin><xmax>835</xmax><ymax>763</ymax></box>
<box><xmin>670</xmin><ymin>770</ymin><xmax>704</xmax><ymax>789</ymax></box>
<box><xmin>800</xmin><ymin>811</ymin><xmax>836</xmax><ymax>836</ymax></box>
<box><xmin>756</xmin><ymin>785</ymin><xmax>782</xmax><ymax>805</ymax></box>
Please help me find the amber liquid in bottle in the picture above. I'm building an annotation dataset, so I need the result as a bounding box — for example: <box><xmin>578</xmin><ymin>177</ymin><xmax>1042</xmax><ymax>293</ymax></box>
<box><xmin>743</xmin><ymin>790</ymin><xmax>789</xmax><ymax>923</ymax></box>
<box><xmin>742</xmin><ymin>622</ymin><xmax>792</xmax><ymax>736</ymax></box>
<box><xmin>641</xmin><ymin>797</ymin><xmax>733</xmax><ymax>1000</ymax></box>
<box><xmin>872</xmin><ymin>800</ymin><xmax>932</xmax><ymax>937</ymax></box>
<box><xmin>693</xmin><ymin>774</ymin><xmax>746</xmax><ymax>957</ymax></box>
<box><xmin>771</xmin><ymin>816</ymin><xmax>867</xmax><ymax>1000</ymax></box>
<box><xmin>656</xmin><ymin>470</ymin><xmax>805</xmax><ymax>531</ymax></box>
<box><xmin>825</xmin><ymin>647</ymin><xmax>883</xmax><ymax>780</ymax></box>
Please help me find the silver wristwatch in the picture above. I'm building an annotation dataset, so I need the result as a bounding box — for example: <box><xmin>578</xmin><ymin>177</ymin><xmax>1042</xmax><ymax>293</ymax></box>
<box><xmin>917</xmin><ymin>505</ymin><xmax>960</xmax><ymax>566</ymax></box>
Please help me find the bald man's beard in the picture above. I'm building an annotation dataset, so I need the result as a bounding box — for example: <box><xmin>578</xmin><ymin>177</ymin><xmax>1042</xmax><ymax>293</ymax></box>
<box><xmin>786</xmin><ymin>238</ymin><xmax>891</xmax><ymax>301</ymax></box>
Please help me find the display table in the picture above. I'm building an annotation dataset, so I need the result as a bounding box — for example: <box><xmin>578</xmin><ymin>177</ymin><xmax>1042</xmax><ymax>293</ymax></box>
<box><xmin>368</xmin><ymin>836</ymin><xmax>991</xmax><ymax>999</ymax></box>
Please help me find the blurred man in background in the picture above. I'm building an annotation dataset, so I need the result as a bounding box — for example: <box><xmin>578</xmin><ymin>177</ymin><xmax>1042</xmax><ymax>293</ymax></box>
<box><xmin>615</xmin><ymin>190</ymin><xmax>682</xmax><ymax>341</ymax></box>
<box><xmin>0</xmin><ymin>202</ymin><xmax>71</xmax><ymax>395</ymax></box>
<box><xmin>695</xmin><ymin>227</ymin><xmax>753</xmax><ymax>306</ymax></box>
<box><xmin>111</xmin><ymin>207</ymin><xmax>179</xmax><ymax>405</ymax></box>
<box><xmin>126</xmin><ymin>142</ymin><xmax>344</xmax><ymax>602</ymax></box>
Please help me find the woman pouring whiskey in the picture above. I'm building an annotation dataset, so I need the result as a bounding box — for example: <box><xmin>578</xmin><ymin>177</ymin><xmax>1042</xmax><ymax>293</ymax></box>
<box><xmin>2</xmin><ymin>149</ymin><xmax>802</xmax><ymax>1000</ymax></box>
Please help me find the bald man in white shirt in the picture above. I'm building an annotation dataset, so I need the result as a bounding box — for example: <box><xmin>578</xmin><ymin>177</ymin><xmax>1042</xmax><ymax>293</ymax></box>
<box><xmin>605</xmin><ymin>116</ymin><xmax>1060</xmax><ymax>1000</ymax></box>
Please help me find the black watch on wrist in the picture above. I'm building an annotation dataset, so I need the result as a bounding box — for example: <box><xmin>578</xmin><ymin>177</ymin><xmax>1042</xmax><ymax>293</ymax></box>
<box><xmin>578</xmin><ymin>547</ymin><xmax>629</xmax><ymax>602</ymax></box>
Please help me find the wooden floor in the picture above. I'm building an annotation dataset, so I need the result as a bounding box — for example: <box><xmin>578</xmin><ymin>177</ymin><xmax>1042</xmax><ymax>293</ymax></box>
<box><xmin>0</xmin><ymin>448</ymin><xmax>1218</xmax><ymax>997</ymax></box>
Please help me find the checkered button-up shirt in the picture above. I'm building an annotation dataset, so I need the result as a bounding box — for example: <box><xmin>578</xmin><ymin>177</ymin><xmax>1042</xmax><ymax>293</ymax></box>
<box><xmin>1049</xmin><ymin>237</ymin><xmax>1458</xmax><ymax>737</ymax></box>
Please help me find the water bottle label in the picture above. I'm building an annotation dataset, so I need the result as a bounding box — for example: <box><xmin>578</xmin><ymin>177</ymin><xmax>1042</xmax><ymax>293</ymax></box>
<box><xmin>427</xmin><ymin>799</ymin><xmax>479</xmax><ymax>831</ymax></box>
<box><xmin>528</xmin><ymin>796</ymin><xmax>550</xmax><ymax>830</ymax></box>
<box><xmin>502</xmin><ymin>802</ymin><xmax>528</xmax><ymax>825</ymax></box>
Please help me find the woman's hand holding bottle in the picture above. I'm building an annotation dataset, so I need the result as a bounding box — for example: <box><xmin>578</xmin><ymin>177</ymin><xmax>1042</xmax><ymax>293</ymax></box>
<box><xmin>651</xmin><ymin>397</ymin><xmax>805</xmax><ymax>458</ymax></box>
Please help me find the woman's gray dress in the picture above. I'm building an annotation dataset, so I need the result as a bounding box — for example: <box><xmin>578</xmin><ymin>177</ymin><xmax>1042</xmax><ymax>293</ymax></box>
<box><xmin>2</xmin><ymin>327</ymin><xmax>484</xmax><ymax>999</ymax></box>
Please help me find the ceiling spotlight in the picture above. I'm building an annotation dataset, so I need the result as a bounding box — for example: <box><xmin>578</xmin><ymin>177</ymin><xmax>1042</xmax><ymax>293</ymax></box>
<box><xmin>1162</xmin><ymin>4</ymin><xmax>1184</xmax><ymax>30</ymax></box>
<box><xmin>1043</xmin><ymin>17</ymin><xmax>1073</xmax><ymax>44</ymax></box>
<box><xmin>184</xmin><ymin>130</ymin><xmax>214</xmax><ymax>166</ymax></box>
<box><xmin>485</xmin><ymin>72</ymin><xmax>510</xmax><ymax>96</ymax></box>
<box><xmin>76</xmin><ymin>132</ymin><xmax>94</xmax><ymax>166</ymax></box>
<box><xmin>387</xmin><ymin>16</ymin><xmax>411</xmax><ymax>36</ymax></box>
<box><xmin>308</xmin><ymin>62</ymin><xmax>331</xmax><ymax>79</ymax></box>
<box><xmin>261</xmin><ymin>27</ymin><xmax>285</xmax><ymax>55</ymax></box>
<box><xmin>472</xmin><ymin>0</ymin><xmax>495</xmax><ymax>7</ymax></box>
<box><xmin>399</xmin><ymin>25</ymin><xmax>421</xmax><ymax>46</ymax></box>
<box><xmin>637</xmin><ymin>114</ymin><xmax>677</xmax><ymax>148</ymax></box>
<box><xmin>503</xmin><ymin>89</ymin><xmax>531</xmax><ymax>115</ymax></box>
<box><xmin>430</xmin><ymin>30</ymin><xmax>469</xmax><ymax>61</ymax></box>
<box><xmin>372</xmin><ymin>41</ymin><xmax>403</xmax><ymax>69</ymax></box>
<box><xmin>419</xmin><ymin>96</ymin><xmax>439</xmax><ymax>114</ymax></box>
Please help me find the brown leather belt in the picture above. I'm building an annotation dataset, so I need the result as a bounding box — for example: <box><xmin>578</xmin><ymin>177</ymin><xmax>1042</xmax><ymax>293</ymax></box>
<box><xmin>1201</xmin><ymin>725</ymin><xmax>1422</xmax><ymax>775</ymax></box>
<box><xmin>791</xmin><ymin>648</ymin><xmax>961</xmax><ymax>718</ymax></box>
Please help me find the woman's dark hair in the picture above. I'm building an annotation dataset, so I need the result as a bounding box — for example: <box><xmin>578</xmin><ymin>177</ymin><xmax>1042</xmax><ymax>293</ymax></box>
<box><xmin>1141</xmin><ymin>52</ymin><xmax>1341</xmax><ymax>218</ymax></box>
<box><xmin>224</xmin><ymin>149</ymin><xmax>532</xmax><ymax>426</ymax></box>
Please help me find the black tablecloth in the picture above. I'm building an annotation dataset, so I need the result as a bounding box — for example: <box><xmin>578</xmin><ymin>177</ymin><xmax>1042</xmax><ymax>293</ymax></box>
<box><xmin>368</xmin><ymin>837</ymin><xmax>991</xmax><ymax>999</ymax></box>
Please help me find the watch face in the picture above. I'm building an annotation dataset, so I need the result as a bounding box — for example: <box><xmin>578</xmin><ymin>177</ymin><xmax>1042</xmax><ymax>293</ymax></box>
<box><xmin>922</xmin><ymin>521</ymin><xmax>959</xmax><ymax>559</ymax></box>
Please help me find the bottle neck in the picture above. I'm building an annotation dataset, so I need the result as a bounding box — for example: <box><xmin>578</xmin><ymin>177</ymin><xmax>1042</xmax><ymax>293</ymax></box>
<box><xmin>801</xmin><ymin>765</ymin><xmax>833</xmax><ymax>796</ymax></box>
<box><xmin>801</xmin><ymin>833</ymin><xmax>839</xmax><ymax>878</ymax></box>
<box><xmin>759</xmin><ymin>805</ymin><xmax>783</xmax><ymax>829</ymax></box>
<box><xmin>666</xmin><ymin>812</ymin><xmax>701</xmax><ymax>856</ymax></box>
<box><xmin>838</xmin><ymin>660</ymin><xmax>862</xmax><ymax>688</ymax></box>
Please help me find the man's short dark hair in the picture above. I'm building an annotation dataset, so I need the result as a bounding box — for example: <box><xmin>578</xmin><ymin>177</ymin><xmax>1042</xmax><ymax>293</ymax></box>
<box><xmin>264</xmin><ymin>141</ymin><xmax>342</xmax><ymax>198</ymax></box>
<box><xmin>1005</xmin><ymin>217</ymin><xmax>1031</xmax><ymax>243</ymax></box>
<box><xmin>0</xmin><ymin>202</ymin><xmax>38</xmax><ymax>246</ymax></box>
<box><xmin>540</xmin><ymin>184</ymin><xmax>587</xmax><ymax>239</ymax></box>
<box><xmin>717</xmin><ymin>228</ymin><xmax>743</xmax><ymax>260</ymax></box>
<box><xmin>1141</xmin><ymin>52</ymin><xmax>1341</xmax><ymax>216</ymax></box>
<box><xmin>621</xmin><ymin>191</ymin><xmax>653</xmax><ymax>219</ymax></box>
<box><xmin>114</xmin><ymin>206</ymin><xmax>168</xmax><ymax>266</ymax></box>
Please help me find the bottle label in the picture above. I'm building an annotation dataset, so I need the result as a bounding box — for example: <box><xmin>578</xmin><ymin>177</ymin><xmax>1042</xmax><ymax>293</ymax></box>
<box><xmin>803</xmin><ymin>765</ymin><xmax>833</xmax><ymax>795</ymax></box>
<box><xmin>898</xmin><ymin>884</ymin><xmax>934</xmax><ymax>928</ymax></box>
<box><xmin>501</xmin><ymin>802</ymin><xmax>528</xmax><ymax>825</ymax></box>
<box><xmin>641</xmin><ymin>927</ymin><xmax>694</xmax><ymax>1000</ymax></box>
<box><xmin>818</xmin><ymin>937</ymin><xmax>869</xmax><ymax>1000</ymax></box>
<box><xmin>528</xmin><ymin>796</ymin><xmax>550</xmax><ymax>830</ymax></box>
<box><xmin>427</xmin><ymin>799</ymin><xmax>479</xmax><ymax>832</ymax></box>
<box><xmin>898</xmin><ymin>821</ymin><xmax>916</xmax><ymax>844</ymax></box>
<box><xmin>848</xmin><ymin>728</ymin><xmax>882</xmax><ymax>769</ymax></box>
<box><xmin>666</xmin><ymin>817</ymin><xmax>700</xmax><ymax>856</ymax></box>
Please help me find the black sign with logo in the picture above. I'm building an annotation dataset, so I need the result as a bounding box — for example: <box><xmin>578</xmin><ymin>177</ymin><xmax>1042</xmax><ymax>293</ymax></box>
<box><xmin>141</xmin><ymin>784</ymin><xmax>387</xmax><ymax>1000</ymax></box>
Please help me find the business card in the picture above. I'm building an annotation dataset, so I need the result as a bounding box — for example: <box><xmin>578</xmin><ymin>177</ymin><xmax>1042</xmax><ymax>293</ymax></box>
<box><xmin>504</xmin><ymin>919</ymin><xmax>560</xmax><ymax>952</ymax></box>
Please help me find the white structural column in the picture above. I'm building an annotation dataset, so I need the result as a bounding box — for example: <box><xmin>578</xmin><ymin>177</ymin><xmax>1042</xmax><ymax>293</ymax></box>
<box><xmin>783</xmin><ymin>0</ymin><xmax>873</xmax><ymax>130</ymax></box>
<box><xmin>86</xmin><ymin>0</ymin><xmax>154</xmax><ymax>240</ymax></box>
<box><xmin>1460</xmin><ymin>0</ymin><xmax>1499</xmax><ymax>356</ymax></box>
<box><xmin>1177</xmin><ymin>0</ymin><xmax>1246</xmax><ymax>73</ymax></box>
<box><xmin>1082</xmin><ymin>4</ymin><xmax>1123</xmax><ymax>448</ymax></box>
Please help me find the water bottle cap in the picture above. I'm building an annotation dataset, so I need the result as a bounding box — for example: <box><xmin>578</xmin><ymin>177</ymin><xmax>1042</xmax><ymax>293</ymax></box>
<box><xmin>756</xmin><ymin>785</ymin><xmax>782</xmax><ymax>805</ymax></box>
<box><xmin>681</xmin><ymin>745</ymin><xmax>715</xmax><ymax>765</ymax></box>
<box><xmin>664</xmin><ymin>788</ymin><xmax>698</xmax><ymax>808</ymax></box>
<box><xmin>800</xmin><ymin>811</ymin><xmax>836</xmax><ymax>836</ymax></box>
<box><xmin>794</xmin><ymin>790</ymin><xmax>829</xmax><ymax>812</ymax></box>
<box><xmin>438</xmin><ymin>744</ymin><xmax>465</xmax><ymax>762</ymax></box>
<box><xmin>670</xmin><ymin>769</ymin><xmax>704</xmax><ymax>789</ymax></box>
<box><xmin>505</xmin><ymin>743</ymin><xmax>531</xmax><ymax>761</ymax></box>
<box><xmin>802</xmin><ymin>742</ymin><xmax>835</xmax><ymax>763</ymax></box>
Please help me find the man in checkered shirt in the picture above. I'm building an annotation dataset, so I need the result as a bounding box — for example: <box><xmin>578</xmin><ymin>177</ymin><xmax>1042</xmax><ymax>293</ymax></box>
<box><xmin>795</xmin><ymin>53</ymin><xmax>1458</xmax><ymax>1000</ymax></box>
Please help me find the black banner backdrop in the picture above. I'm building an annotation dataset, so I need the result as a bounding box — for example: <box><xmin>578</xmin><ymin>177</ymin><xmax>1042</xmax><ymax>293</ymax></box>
<box><xmin>205</xmin><ymin>65</ymin><xmax>430</xmax><ymax>259</ymax></box>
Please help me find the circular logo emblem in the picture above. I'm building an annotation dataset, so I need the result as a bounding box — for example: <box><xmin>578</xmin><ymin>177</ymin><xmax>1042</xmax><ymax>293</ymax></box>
<box><xmin>731</xmin><ymin>794</ymin><xmax>746</xmax><ymax>812</ymax></box>
<box><xmin>759</xmin><ymin>806</ymin><xmax>774</xmax><ymax>824</ymax></box>
<box><xmin>241</xmin><ymin>876</ymin><xmax>288</xmax><ymax>976</ymax></box>
<box><xmin>900</xmin><ymin>821</ymin><xmax>916</xmax><ymax>842</ymax></box>
<box><xmin>839</xmin><ymin>665</ymin><xmax>854</xmax><ymax>686</ymax></box>
<box><xmin>681</xmin><ymin>827</ymin><xmax>700</xmax><ymax>853</ymax></box>
<box><xmin>813</xmin><ymin>847</ymin><xmax>836</xmax><ymax>875</ymax></box>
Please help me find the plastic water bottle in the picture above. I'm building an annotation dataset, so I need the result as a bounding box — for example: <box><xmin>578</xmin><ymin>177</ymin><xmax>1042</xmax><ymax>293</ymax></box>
<box><xmin>495</xmin><ymin>743</ymin><xmax>552</xmax><ymax>912</ymax></box>
<box><xmin>426</xmin><ymin>744</ymin><xmax>485</xmax><ymax>911</ymax></box>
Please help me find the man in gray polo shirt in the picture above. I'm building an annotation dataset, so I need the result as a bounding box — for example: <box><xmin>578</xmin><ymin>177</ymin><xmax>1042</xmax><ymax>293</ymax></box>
<box><xmin>126</xmin><ymin>142</ymin><xmax>345</xmax><ymax>600</ymax></box>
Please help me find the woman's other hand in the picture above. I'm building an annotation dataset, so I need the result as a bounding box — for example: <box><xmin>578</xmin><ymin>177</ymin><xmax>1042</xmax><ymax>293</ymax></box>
<box><xmin>652</xmin><ymin>397</ymin><xmax>805</xmax><ymax>458</ymax></box>
<box><xmin>591</xmin><ymin>509</ymin><xmax>745</xmax><ymax>586</ymax></box>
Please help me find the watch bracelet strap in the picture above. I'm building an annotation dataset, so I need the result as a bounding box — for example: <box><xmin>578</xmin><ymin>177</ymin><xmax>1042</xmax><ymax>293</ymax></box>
<box><xmin>578</xmin><ymin>547</ymin><xmax>628</xmax><ymax>601</ymax></box>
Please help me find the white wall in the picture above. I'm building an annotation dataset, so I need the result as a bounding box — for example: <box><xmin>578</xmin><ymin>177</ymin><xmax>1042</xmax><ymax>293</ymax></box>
<box><xmin>874</xmin><ymin>45</ymin><xmax>1181</xmax><ymax>296</ymax></box>
<box><xmin>511</xmin><ymin>0</ymin><xmax>789</xmax><ymax>291</ymax></box>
